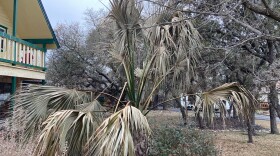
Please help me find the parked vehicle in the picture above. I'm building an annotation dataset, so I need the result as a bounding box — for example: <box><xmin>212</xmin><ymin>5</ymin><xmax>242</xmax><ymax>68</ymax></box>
<box><xmin>187</xmin><ymin>104</ymin><xmax>194</xmax><ymax>110</ymax></box>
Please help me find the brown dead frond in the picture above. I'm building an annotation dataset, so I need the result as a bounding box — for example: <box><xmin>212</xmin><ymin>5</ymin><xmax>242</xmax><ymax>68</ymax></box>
<box><xmin>196</xmin><ymin>82</ymin><xmax>257</xmax><ymax>125</ymax></box>
<box><xmin>85</xmin><ymin>105</ymin><xmax>151</xmax><ymax>156</ymax></box>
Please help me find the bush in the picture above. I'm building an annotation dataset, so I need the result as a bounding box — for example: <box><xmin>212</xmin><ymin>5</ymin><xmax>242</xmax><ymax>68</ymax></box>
<box><xmin>0</xmin><ymin>119</ymin><xmax>34</xmax><ymax>156</ymax></box>
<box><xmin>149</xmin><ymin>126</ymin><xmax>217</xmax><ymax>156</ymax></box>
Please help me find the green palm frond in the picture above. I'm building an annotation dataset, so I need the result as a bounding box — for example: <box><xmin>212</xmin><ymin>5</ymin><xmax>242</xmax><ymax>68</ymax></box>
<box><xmin>12</xmin><ymin>84</ymin><xmax>92</xmax><ymax>142</ymax></box>
<box><xmin>85</xmin><ymin>105</ymin><xmax>151</xmax><ymax>156</ymax></box>
<box><xmin>34</xmin><ymin>106</ymin><xmax>103</xmax><ymax>156</ymax></box>
<box><xmin>196</xmin><ymin>82</ymin><xmax>257</xmax><ymax>124</ymax></box>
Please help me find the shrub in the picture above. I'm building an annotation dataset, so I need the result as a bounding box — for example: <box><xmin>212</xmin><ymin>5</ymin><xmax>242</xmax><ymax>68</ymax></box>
<box><xmin>149</xmin><ymin>126</ymin><xmax>217</xmax><ymax>156</ymax></box>
<box><xmin>0</xmin><ymin>119</ymin><xmax>34</xmax><ymax>156</ymax></box>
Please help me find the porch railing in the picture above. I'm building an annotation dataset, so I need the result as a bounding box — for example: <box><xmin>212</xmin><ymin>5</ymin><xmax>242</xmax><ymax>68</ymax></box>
<box><xmin>0</xmin><ymin>32</ymin><xmax>46</xmax><ymax>70</ymax></box>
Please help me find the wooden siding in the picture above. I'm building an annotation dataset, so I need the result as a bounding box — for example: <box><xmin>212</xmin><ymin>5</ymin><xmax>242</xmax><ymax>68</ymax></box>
<box><xmin>0</xmin><ymin>4</ymin><xmax>13</xmax><ymax>35</ymax></box>
<box><xmin>0</xmin><ymin>62</ymin><xmax>45</xmax><ymax>80</ymax></box>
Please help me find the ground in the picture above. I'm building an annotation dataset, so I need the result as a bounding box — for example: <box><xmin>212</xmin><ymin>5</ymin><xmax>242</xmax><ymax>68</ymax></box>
<box><xmin>0</xmin><ymin>110</ymin><xmax>279</xmax><ymax>155</ymax></box>
<box><xmin>147</xmin><ymin>110</ymin><xmax>280</xmax><ymax>156</ymax></box>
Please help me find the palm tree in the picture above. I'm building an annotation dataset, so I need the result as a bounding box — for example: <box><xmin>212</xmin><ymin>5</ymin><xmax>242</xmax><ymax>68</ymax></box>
<box><xmin>11</xmin><ymin>0</ymin><xmax>257</xmax><ymax>155</ymax></box>
<box><xmin>194</xmin><ymin>82</ymin><xmax>257</xmax><ymax>143</ymax></box>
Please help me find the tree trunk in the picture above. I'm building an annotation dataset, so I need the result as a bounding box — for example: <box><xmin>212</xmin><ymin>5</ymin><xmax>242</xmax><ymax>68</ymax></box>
<box><xmin>269</xmin><ymin>104</ymin><xmax>279</xmax><ymax>134</ymax></box>
<box><xmin>228</xmin><ymin>103</ymin><xmax>233</xmax><ymax>118</ymax></box>
<box><xmin>269</xmin><ymin>81</ymin><xmax>280</xmax><ymax>133</ymax></box>
<box><xmin>251</xmin><ymin>110</ymin><xmax>256</xmax><ymax>135</ymax></box>
<box><xmin>153</xmin><ymin>94</ymin><xmax>159</xmax><ymax>110</ymax></box>
<box><xmin>275</xmin><ymin>105</ymin><xmax>280</xmax><ymax>119</ymax></box>
<box><xmin>163</xmin><ymin>89</ymin><xmax>169</xmax><ymax>110</ymax></box>
<box><xmin>269</xmin><ymin>82</ymin><xmax>280</xmax><ymax>119</ymax></box>
<box><xmin>180</xmin><ymin>106</ymin><xmax>187</xmax><ymax>126</ymax></box>
<box><xmin>185</xmin><ymin>96</ymin><xmax>188</xmax><ymax>119</ymax></box>
<box><xmin>233</xmin><ymin>106</ymin><xmax>238</xmax><ymax>119</ymax></box>
<box><xmin>196</xmin><ymin>111</ymin><xmax>204</xmax><ymax>129</ymax></box>
<box><xmin>134</xmin><ymin>132</ymin><xmax>148</xmax><ymax>156</ymax></box>
<box><xmin>174</xmin><ymin>97</ymin><xmax>187</xmax><ymax>125</ymax></box>
<box><xmin>246</xmin><ymin>119</ymin><xmax>253</xmax><ymax>143</ymax></box>
<box><xmin>162</xmin><ymin>103</ymin><xmax>167</xmax><ymax>110</ymax></box>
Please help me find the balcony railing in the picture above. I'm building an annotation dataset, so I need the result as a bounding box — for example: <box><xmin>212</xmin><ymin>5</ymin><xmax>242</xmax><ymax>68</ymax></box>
<box><xmin>0</xmin><ymin>32</ymin><xmax>46</xmax><ymax>70</ymax></box>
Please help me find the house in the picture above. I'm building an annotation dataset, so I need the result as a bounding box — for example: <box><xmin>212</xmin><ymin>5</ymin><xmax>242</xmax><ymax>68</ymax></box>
<box><xmin>258</xmin><ymin>82</ymin><xmax>280</xmax><ymax>109</ymax></box>
<box><xmin>0</xmin><ymin>0</ymin><xmax>59</xmax><ymax>104</ymax></box>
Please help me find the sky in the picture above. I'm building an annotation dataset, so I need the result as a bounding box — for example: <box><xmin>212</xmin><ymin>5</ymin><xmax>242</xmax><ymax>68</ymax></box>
<box><xmin>41</xmin><ymin>0</ymin><xmax>109</xmax><ymax>27</ymax></box>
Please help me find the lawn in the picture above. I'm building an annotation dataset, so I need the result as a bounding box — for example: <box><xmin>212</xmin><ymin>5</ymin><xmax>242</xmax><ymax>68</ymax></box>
<box><xmin>147</xmin><ymin>110</ymin><xmax>280</xmax><ymax>156</ymax></box>
<box><xmin>0</xmin><ymin>110</ymin><xmax>279</xmax><ymax>156</ymax></box>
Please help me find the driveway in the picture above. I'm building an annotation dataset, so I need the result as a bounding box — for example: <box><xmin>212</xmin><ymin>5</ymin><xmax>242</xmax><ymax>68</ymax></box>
<box><xmin>255</xmin><ymin>114</ymin><xmax>280</xmax><ymax>122</ymax></box>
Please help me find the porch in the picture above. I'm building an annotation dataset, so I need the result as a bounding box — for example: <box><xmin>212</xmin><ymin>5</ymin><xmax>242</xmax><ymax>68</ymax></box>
<box><xmin>0</xmin><ymin>32</ymin><xmax>46</xmax><ymax>79</ymax></box>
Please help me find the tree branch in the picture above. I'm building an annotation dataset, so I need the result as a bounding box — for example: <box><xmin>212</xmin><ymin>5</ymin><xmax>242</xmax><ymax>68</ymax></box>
<box><xmin>242</xmin><ymin>0</ymin><xmax>280</xmax><ymax>22</ymax></box>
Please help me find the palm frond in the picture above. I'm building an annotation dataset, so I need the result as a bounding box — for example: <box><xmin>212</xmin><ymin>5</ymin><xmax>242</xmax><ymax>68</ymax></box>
<box><xmin>109</xmin><ymin>0</ymin><xmax>143</xmax><ymax>104</ymax></box>
<box><xmin>196</xmin><ymin>82</ymin><xmax>257</xmax><ymax>124</ymax></box>
<box><xmin>12</xmin><ymin>84</ymin><xmax>92</xmax><ymax>142</ymax></box>
<box><xmin>109</xmin><ymin>0</ymin><xmax>142</xmax><ymax>53</ymax></box>
<box><xmin>146</xmin><ymin>11</ymin><xmax>202</xmax><ymax>90</ymax></box>
<box><xmin>34</xmin><ymin>101</ymin><xmax>104</xmax><ymax>156</ymax></box>
<box><xmin>85</xmin><ymin>105</ymin><xmax>151</xmax><ymax>156</ymax></box>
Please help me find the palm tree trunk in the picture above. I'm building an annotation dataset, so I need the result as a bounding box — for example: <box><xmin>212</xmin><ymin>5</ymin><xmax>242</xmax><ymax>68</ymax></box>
<box><xmin>134</xmin><ymin>132</ymin><xmax>148</xmax><ymax>156</ymax></box>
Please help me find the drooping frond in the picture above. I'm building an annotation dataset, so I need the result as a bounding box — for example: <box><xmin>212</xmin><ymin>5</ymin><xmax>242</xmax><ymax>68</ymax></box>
<box><xmin>34</xmin><ymin>106</ymin><xmax>103</xmax><ymax>156</ymax></box>
<box><xmin>85</xmin><ymin>105</ymin><xmax>151</xmax><ymax>156</ymax></box>
<box><xmin>196</xmin><ymin>82</ymin><xmax>257</xmax><ymax>124</ymax></box>
<box><xmin>145</xmin><ymin>11</ymin><xmax>202</xmax><ymax>90</ymax></box>
<box><xmin>12</xmin><ymin>84</ymin><xmax>92</xmax><ymax>142</ymax></box>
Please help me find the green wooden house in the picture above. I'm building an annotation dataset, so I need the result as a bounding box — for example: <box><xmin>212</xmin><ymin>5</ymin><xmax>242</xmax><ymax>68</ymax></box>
<box><xmin>0</xmin><ymin>0</ymin><xmax>59</xmax><ymax>103</ymax></box>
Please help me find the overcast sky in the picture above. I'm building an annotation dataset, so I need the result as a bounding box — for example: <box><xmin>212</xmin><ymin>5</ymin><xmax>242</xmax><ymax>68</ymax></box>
<box><xmin>41</xmin><ymin>0</ymin><xmax>109</xmax><ymax>27</ymax></box>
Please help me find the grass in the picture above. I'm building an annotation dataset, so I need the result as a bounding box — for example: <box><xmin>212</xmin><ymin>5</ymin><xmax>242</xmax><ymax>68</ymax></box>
<box><xmin>147</xmin><ymin>110</ymin><xmax>280</xmax><ymax>156</ymax></box>
<box><xmin>215</xmin><ymin>120</ymin><xmax>280</xmax><ymax>156</ymax></box>
<box><xmin>215</xmin><ymin>131</ymin><xmax>280</xmax><ymax>156</ymax></box>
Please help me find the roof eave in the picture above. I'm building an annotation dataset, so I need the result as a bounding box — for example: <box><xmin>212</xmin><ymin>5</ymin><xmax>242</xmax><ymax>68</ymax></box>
<box><xmin>37</xmin><ymin>0</ymin><xmax>60</xmax><ymax>49</ymax></box>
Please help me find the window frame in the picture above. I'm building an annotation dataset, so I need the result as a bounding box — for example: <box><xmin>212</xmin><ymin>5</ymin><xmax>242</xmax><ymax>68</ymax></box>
<box><xmin>0</xmin><ymin>25</ymin><xmax>7</xmax><ymax>33</ymax></box>
<box><xmin>0</xmin><ymin>25</ymin><xmax>7</xmax><ymax>52</ymax></box>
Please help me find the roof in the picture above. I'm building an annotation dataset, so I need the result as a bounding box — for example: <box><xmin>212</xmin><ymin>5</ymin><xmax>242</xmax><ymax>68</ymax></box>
<box><xmin>0</xmin><ymin>0</ymin><xmax>60</xmax><ymax>49</ymax></box>
<box><xmin>37</xmin><ymin>0</ymin><xmax>60</xmax><ymax>48</ymax></box>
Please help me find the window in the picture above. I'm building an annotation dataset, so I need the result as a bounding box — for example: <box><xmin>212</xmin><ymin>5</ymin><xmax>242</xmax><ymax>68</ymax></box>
<box><xmin>0</xmin><ymin>25</ymin><xmax>7</xmax><ymax>33</ymax></box>
<box><xmin>0</xmin><ymin>83</ymin><xmax>11</xmax><ymax>104</ymax></box>
<box><xmin>0</xmin><ymin>25</ymin><xmax>7</xmax><ymax>52</ymax></box>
